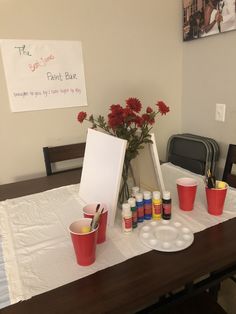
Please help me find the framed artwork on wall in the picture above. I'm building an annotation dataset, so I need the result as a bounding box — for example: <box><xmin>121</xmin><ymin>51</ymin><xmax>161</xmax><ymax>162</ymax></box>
<box><xmin>183</xmin><ymin>0</ymin><xmax>236</xmax><ymax>41</ymax></box>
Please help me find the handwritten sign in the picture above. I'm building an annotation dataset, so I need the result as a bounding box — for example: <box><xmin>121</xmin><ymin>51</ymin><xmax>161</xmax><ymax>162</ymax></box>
<box><xmin>0</xmin><ymin>40</ymin><xmax>87</xmax><ymax>112</ymax></box>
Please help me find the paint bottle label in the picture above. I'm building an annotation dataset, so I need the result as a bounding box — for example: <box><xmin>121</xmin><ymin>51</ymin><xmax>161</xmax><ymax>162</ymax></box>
<box><xmin>144</xmin><ymin>200</ymin><xmax>152</xmax><ymax>220</ymax></box>
<box><xmin>143</xmin><ymin>191</ymin><xmax>152</xmax><ymax>220</ymax></box>
<box><xmin>152</xmin><ymin>191</ymin><xmax>162</xmax><ymax>220</ymax></box>
<box><xmin>162</xmin><ymin>190</ymin><xmax>171</xmax><ymax>220</ymax></box>
<box><xmin>152</xmin><ymin>202</ymin><xmax>162</xmax><ymax>220</ymax></box>
<box><xmin>163</xmin><ymin>203</ymin><xmax>171</xmax><ymax>214</ymax></box>
<box><xmin>132</xmin><ymin>210</ymin><xmax>138</xmax><ymax>228</ymax></box>
<box><xmin>137</xmin><ymin>204</ymin><xmax>144</xmax><ymax>222</ymax></box>
<box><xmin>123</xmin><ymin>217</ymin><xmax>132</xmax><ymax>230</ymax></box>
<box><xmin>135</xmin><ymin>193</ymin><xmax>144</xmax><ymax>223</ymax></box>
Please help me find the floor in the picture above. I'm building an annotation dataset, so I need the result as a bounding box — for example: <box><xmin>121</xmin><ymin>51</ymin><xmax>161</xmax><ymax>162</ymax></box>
<box><xmin>218</xmin><ymin>279</ymin><xmax>236</xmax><ymax>313</ymax></box>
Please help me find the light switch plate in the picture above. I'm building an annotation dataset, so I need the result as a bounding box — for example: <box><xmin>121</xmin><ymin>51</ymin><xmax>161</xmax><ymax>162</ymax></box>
<box><xmin>215</xmin><ymin>103</ymin><xmax>226</xmax><ymax>122</ymax></box>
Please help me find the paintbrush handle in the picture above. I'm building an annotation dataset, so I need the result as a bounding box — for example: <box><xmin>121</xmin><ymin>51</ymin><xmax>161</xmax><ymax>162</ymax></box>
<box><xmin>91</xmin><ymin>211</ymin><xmax>100</xmax><ymax>230</ymax></box>
<box><xmin>93</xmin><ymin>208</ymin><xmax>104</xmax><ymax>229</ymax></box>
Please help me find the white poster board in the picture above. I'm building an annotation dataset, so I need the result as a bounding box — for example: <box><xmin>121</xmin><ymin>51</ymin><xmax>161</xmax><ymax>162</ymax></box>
<box><xmin>79</xmin><ymin>129</ymin><xmax>127</xmax><ymax>226</ymax></box>
<box><xmin>0</xmin><ymin>39</ymin><xmax>87</xmax><ymax>112</ymax></box>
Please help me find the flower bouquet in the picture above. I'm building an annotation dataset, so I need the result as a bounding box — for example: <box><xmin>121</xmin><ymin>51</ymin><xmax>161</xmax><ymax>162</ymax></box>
<box><xmin>77</xmin><ymin>97</ymin><xmax>170</xmax><ymax>204</ymax></box>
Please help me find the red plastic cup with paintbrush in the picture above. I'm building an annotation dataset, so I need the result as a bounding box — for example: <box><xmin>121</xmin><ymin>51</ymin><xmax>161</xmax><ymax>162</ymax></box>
<box><xmin>205</xmin><ymin>169</ymin><xmax>228</xmax><ymax>215</ymax></box>
<box><xmin>83</xmin><ymin>203</ymin><xmax>108</xmax><ymax>244</ymax></box>
<box><xmin>69</xmin><ymin>218</ymin><xmax>98</xmax><ymax>266</ymax></box>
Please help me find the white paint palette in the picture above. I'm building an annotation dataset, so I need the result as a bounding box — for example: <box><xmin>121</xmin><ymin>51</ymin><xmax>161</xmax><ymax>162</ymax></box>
<box><xmin>139</xmin><ymin>219</ymin><xmax>194</xmax><ymax>252</ymax></box>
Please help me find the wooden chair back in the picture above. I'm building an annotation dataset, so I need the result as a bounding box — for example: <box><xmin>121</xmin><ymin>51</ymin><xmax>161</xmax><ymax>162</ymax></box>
<box><xmin>222</xmin><ymin>144</ymin><xmax>236</xmax><ymax>188</ymax></box>
<box><xmin>43</xmin><ymin>142</ymin><xmax>86</xmax><ymax>176</ymax></box>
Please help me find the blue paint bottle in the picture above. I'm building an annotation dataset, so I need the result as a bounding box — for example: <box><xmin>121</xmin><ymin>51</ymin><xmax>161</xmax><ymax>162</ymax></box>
<box><xmin>135</xmin><ymin>192</ymin><xmax>144</xmax><ymax>223</ymax></box>
<box><xmin>143</xmin><ymin>191</ymin><xmax>152</xmax><ymax>220</ymax></box>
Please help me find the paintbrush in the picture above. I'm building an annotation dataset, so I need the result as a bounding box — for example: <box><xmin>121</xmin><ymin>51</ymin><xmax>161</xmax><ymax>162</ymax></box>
<box><xmin>93</xmin><ymin>208</ymin><xmax>104</xmax><ymax>229</ymax></box>
<box><xmin>90</xmin><ymin>204</ymin><xmax>101</xmax><ymax>230</ymax></box>
<box><xmin>206</xmin><ymin>169</ymin><xmax>216</xmax><ymax>188</ymax></box>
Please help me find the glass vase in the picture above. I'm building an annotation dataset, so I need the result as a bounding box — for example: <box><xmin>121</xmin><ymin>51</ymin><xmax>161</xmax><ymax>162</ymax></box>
<box><xmin>118</xmin><ymin>159</ymin><xmax>136</xmax><ymax>205</ymax></box>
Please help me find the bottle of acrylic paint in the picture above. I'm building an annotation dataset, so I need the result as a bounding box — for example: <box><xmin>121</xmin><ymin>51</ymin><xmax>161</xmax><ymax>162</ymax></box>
<box><xmin>162</xmin><ymin>190</ymin><xmax>171</xmax><ymax>220</ymax></box>
<box><xmin>135</xmin><ymin>192</ymin><xmax>144</xmax><ymax>223</ymax></box>
<box><xmin>143</xmin><ymin>191</ymin><xmax>152</xmax><ymax>220</ymax></box>
<box><xmin>152</xmin><ymin>190</ymin><xmax>162</xmax><ymax>220</ymax></box>
<box><xmin>128</xmin><ymin>197</ymin><xmax>138</xmax><ymax>229</ymax></box>
<box><xmin>122</xmin><ymin>203</ymin><xmax>132</xmax><ymax>233</ymax></box>
<box><xmin>131</xmin><ymin>186</ymin><xmax>140</xmax><ymax>198</ymax></box>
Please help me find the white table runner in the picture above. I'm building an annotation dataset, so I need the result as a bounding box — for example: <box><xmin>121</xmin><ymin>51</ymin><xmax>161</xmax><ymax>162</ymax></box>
<box><xmin>1</xmin><ymin>163</ymin><xmax>236</xmax><ymax>308</ymax></box>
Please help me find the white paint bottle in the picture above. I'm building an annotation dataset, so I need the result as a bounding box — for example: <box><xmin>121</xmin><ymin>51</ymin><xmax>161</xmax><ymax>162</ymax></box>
<box><xmin>122</xmin><ymin>203</ymin><xmax>132</xmax><ymax>233</ymax></box>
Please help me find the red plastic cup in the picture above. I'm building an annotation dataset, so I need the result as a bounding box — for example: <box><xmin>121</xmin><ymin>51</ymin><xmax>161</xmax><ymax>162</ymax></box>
<box><xmin>69</xmin><ymin>218</ymin><xmax>98</xmax><ymax>266</ymax></box>
<box><xmin>83</xmin><ymin>203</ymin><xmax>108</xmax><ymax>244</ymax></box>
<box><xmin>176</xmin><ymin>177</ymin><xmax>198</xmax><ymax>211</ymax></box>
<box><xmin>205</xmin><ymin>184</ymin><xmax>228</xmax><ymax>215</ymax></box>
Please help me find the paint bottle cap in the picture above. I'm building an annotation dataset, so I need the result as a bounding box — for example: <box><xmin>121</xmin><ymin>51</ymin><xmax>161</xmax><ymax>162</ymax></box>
<box><xmin>131</xmin><ymin>186</ymin><xmax>139</xmax><ymax>196</ymax></box>
<box><xmin>128</xmin><ymin>197</ymin><xmax>136</xmax><ymax>207</ymax></box>
<box><xmin>163</xmin><ymin>190</ymin><xmax>171</xmax><ymax>200</ymax></box>
<box><xmin>135</xmin><ymin>192</ymin><xmax>143</xmax><ymax>202</ymax></box>
<box><xmin>143</xmin><ymin>191</ymin><xmax>151</xmax><ymax>200</ymax></box>
<box><xmin>122</xmin><ymin>203</ymin><xmax>131</xmax><ymax>216</ymax></box>
<box><xmin>153</xmin><ymin>191</ymin><xmax>161</xmax><ymax>200</ymax></box>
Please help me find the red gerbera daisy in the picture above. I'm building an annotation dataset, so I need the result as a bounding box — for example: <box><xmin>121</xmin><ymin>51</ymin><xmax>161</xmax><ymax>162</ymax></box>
<box><xmin>108</xmin><ymin>104</ymin><xmax>124</xmax><ymax>128</ymax></box>
<box><xmin>126</xmin><ymin>97</ymin><xmax>142</xmax><ymax>113</ymax></box>
<box><xmin>156</xmin><ymin>101</ymin><xmax>170</xmax><ymax>115</ymax></box>
<box><xmin>77</xmin><ymin>111</ymin><xmax>87</xmax><ymax>123</ymax></box>
<box><xmin>146</xmin><ymin>106</ymin><xmax>153</xmax><ymax>113</ymax></box>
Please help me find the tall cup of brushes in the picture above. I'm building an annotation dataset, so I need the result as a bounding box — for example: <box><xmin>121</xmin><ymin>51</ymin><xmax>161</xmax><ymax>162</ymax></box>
<box><xmin>83</xmin><ymin>203</ymin><xmax>108</xmax><ymax>244</ymax></box>
<box><xmin>205</xmin><ymin>181</ymin><xmax>228</xmax><ymax>216</ymax></box>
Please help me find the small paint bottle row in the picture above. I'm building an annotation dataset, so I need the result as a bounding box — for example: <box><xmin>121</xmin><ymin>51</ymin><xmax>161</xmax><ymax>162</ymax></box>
<box><xmin>131</xmin><ymin>186</ymin><xmax>172</xmax><ymax>221</ymax></box>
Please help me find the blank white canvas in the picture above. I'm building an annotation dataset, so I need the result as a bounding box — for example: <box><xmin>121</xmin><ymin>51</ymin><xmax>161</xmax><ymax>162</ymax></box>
<box><xmin>79</xmin><ymin>129</ymin><xmax>127</xmax><ymax>226</ymax></box>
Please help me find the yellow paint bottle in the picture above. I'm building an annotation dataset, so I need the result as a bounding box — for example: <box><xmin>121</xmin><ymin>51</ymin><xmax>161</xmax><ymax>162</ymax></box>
<box><xmin>152</xmin><ymin>191</ymin><xmax>162</xmax><ymax>220</ymax></box>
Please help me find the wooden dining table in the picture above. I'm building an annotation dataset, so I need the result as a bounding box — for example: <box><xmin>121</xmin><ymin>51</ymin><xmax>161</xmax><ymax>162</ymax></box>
<box><xmin>1</xmin><ymin>169</ymin><xmax>236</xmax><ymax>314</ymax></box>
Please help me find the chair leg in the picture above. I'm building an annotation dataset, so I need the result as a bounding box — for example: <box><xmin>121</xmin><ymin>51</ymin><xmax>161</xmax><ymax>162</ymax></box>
<box><xmin>230</xmin><ymin>275</ymin><xmax>236</xmax><ymax>284</ymax></box>
<box><xmin>209</xmin><ymin>282</ymin><xmax>221</xmax><ymax>301</ymax></box>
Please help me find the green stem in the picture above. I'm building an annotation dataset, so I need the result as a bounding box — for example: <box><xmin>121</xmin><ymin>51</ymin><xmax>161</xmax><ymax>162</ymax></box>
<box><xmin>118</xmin><ymin>159</ymin><xmax>131</xmax><ymax>204</ymax></box>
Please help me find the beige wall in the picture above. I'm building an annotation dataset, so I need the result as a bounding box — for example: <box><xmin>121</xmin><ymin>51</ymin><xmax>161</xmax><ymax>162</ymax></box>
<box><xmin>0</xmin><ymin>0</ymin><xmax>182</xmax><ymax>184</ymax></box>
<box><xmin>182</xmin><ymin>30</ymin><xmax>236</xmax><ymax>177</ymax></box>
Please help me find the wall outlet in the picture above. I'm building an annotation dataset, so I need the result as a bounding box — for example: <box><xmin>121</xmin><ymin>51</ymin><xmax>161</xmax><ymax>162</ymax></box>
<box><xmin>215</xmin><ymin>103</ymin><xmax>226</xmax><ymax>122</ymax></box>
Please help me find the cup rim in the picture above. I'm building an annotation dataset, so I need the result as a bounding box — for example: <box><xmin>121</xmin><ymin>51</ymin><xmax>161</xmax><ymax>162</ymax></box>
<box><xmin>83</xmin><ymin>203</ymin><xmax>108</xmax><ymax>215</ymax></box>
<box><xmin>176</xmin><ymin>177</ymin><xmax>198</xmax><ymax>187</ymax></box>
<box><xmin>205</xmin><ymin>182</ymin><xmax>228</xmax><ymax>191</ymax></box>
<box><xmin>69</xmin><ymin>218</ymin><xmax>98</xmax><ymax>235</ymax></box>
